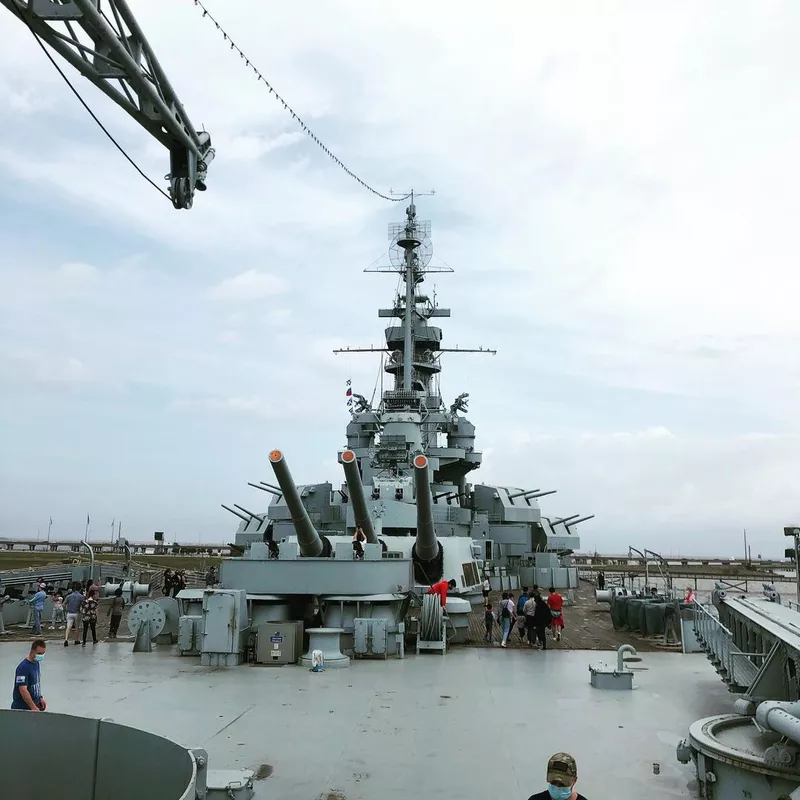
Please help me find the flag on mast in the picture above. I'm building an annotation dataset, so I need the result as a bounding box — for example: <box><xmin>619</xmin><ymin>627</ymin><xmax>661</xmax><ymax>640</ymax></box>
<box><xmin>346</xmin><ymin>378</ymin><xmax>353</xmax><ymax>408</ymax></box>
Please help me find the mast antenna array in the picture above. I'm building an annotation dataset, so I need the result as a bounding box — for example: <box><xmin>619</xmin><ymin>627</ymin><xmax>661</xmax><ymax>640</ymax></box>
<box><xmin>334</xmin><ymin>194</ymin><xmax>495</xmax><ymax>363</ymax></box>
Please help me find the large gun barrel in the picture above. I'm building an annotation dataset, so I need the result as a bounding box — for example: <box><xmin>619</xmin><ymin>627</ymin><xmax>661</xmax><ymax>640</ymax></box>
<box><xmin>508</xmin><ymin>488</ymin><xmax>539</xmax><ymax>500</ymax></box>
<box><xmin>341</xmin><ymin>450</ymin><xmax>377</xmax><ymax>543</ymax></box>
<box><xmin>268</xmin><ymin>449</ymin><xmax>329</xmax><ymax>557</ymax></box>
<box><xmin>221</xmin><ymin>504</ymin><xmax>249</xmax><ymax>523</ymax></box>
<box><xmin>412</xmin><ymin>454</ymin><xmax>443</xmax><ymax>582</ymax></box>
<box><xmin>524</xmin><ymin>490</ymin><xmax>557</xmax><ymax>500</ymax></box>
<box><xmin>565</xmin><ymin>514</ymin><xmax>595</xmax><ymax>528</ymax></box>
<box><xmin>551</xmin><ymin>514</ymin><xmax>581</xmax><ymax>526</ymax></box>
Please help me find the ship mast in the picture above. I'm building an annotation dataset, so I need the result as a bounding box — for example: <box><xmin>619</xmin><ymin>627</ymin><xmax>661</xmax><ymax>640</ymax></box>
<box><xmin>333</xmin><ymin>195</ymin><xmax>495</xmax><ymax>423</ymax></box>
<box><xmin>397</xmin><ymin>196</ymin><xmax>421</xmax><ymax>391</ymax></box>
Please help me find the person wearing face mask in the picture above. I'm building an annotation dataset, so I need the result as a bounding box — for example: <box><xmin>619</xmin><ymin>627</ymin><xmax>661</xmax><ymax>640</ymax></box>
<box><xmin>11</xmin><ymin>639</ymin><xmax>47</xmax><ymax>712</ymax></box>
<box><xmin>527</xmin><ymin>752</ymin><xmax>587</xmax><ymax>800</ymax></box>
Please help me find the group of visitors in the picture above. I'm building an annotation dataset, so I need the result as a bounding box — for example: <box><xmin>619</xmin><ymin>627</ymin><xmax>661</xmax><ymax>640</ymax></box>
<box><xmin>484</xmin><ymin>584</ymin><xmax>565</xmax><ymax>648</ymax></box>
<box><xmin>11</xmin><ymin>579</ymin><xmax>127</xmax><ymax>645</ymax></box>
<box><xmin>62</xmin><ymin>581</ymin><xmax>126</xmax><ymax>646</ymax></box>
<box><xmin>15</xmin><ymin>578</ymin><xmax>116</xmax><ymax>644</ymax></box>
<box><xmin>162</xmin><ymin>568</ymin><xmax>187</xmax><ymax>597</ymax></box>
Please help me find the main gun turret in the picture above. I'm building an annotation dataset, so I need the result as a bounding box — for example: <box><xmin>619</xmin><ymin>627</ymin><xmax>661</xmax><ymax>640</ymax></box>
<box><xmin>269</xmin><ymin>450</ymin><xmax>331</xmax><ymax>557</ymax></box>
<box><xmin>412</xmin><ymin>454</ymin><xmax>443</xmax><ymax>583</ymax></box>
<box><xmin>341</xmin><ymin>450</ymin><xmax>378</xmax><ymax>543</ymax></box>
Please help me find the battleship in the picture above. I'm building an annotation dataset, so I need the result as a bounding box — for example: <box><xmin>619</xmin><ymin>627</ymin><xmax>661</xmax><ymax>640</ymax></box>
<box><xmin>4</xmin><ymin>4</ymin><xmax>800</xmax><ymax>799</ymax></box>
<box><xmin>7</xmin><ymin>205</ymin><xmax>800</xmax><ymax>800</ymax></box>
<box><xmin>165</xmin><ymin>198</ymin><xmax>591</xmax><ymax>664</ymax></box>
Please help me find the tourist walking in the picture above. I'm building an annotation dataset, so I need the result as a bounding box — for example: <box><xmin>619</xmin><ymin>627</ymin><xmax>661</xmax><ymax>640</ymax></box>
<box><xmin>64</xmin><ymin>585</ymin><xmax>84</xmax><ymax>646</ymax></box>
<box><xmin>26</xmin><ymin>586</ymin><xmax>47</xmax><ymax>636</ymax></box>
<box><xmin>482</xmin><ymin>574</ymin><xmax>491</xmax><ymax>604</ymax></box>
<box><xmin>80</xmin><ymin>590</ymin><xmax>99</xmax><ymax>646</ymax></box>
<box><xmin>516</xmin><ymin>587</ymin><xmax>529</xmax><ymax>641</ymax></box>
<box><xmin>597</xmin><ymin>571</ymin><xmax>605</xmax><ymax>590</ymax></box>
<box><xmin>107</xmin><ymin>588</ymin><xmax>126</xmax><ymax>638</ymax></box>
<box><xmin>523</xmin><ymin>592</ymin><xmax>537</xmax><ymax>645</ymax></box>
<box><xmin>484</xmin><ymin>603</ymin><xmax>494</xmax><ymax>643</ymax></box>
<box><xmin>527</xmin><ymin>753</ymin><xmax>587</xmax><ymax>800</ymax></box>
<box><xmin>532</xmin><ymin>593</ymin><xmax>552</xmax><ymax>650</ymax></box>
<box><xmin>547</xmin><ymin>587</ymin><xmax>564</xmax><ymax>642</ymax></box>
<box><xmin>11</xmin><ymin>639</ymin><xmax>47</xmax><ymax>712</ymax></box>
<box><xmin>50</xmin><ymin>591</ymin><xmax>65</xmax><ymax>629</ymax></box>
<box><xmin>205</xmin><ymin>566</ymin><xmax>217</xmax><ymax>588</ymax></box>
<box><xmin>498</xmin><ymin>592</ymin><xmax>515</xmax><ymax>647</ymax></box>
<box><xmin>162</xmin><ymin>568</ymin><xmax>173</xmax><ymax>596</ymax></box>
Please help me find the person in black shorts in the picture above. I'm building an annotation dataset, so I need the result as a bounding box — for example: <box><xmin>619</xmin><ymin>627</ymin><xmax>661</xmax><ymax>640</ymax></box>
<box><xmin>527</xmin><ymin>753</ymin><xmax>587</xmax><ymax>800</ymax></box>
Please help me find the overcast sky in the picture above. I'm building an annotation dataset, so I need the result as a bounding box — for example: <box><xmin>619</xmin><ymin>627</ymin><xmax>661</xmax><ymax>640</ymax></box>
<box><xmin>0</xmin><ymin>1</ymin><xmax>798</xmax><ymax>557</ymax></box>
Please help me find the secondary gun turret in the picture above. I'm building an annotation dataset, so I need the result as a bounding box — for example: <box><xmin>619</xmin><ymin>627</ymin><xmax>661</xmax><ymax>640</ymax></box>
<box><xmin>341</xmin><ymin>450</ymin><xmax>378</xmax><ymax>543</ymax></box>
<box><xmin>268</xmin><ymin>450</ymin><xmax>331</xmax><ymax>557</ymax></box>
<box><xmin>412</xmin><ymin>454</ymin><xmax>443</xmax><ymax>583</ymax></box>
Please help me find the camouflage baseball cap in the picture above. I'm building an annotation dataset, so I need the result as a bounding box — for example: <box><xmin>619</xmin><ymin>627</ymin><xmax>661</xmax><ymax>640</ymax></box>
<box><xmin>547</xmin><ymin>753</ymin><xmax>577</xmax><ymax>785</ymax></box>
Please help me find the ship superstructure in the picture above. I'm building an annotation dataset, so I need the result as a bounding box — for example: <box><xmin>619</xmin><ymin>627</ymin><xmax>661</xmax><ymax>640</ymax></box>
<box><xmin>225</xmin><ymin>200</ymin><xmax>593</xmax><ymax>589</ymax></box>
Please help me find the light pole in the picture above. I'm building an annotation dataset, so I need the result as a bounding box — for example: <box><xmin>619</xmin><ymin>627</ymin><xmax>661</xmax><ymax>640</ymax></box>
<box><xmin>784</xmin><ymin>527</ymin><xmax>800</xmax><ymax>604</ymax></box>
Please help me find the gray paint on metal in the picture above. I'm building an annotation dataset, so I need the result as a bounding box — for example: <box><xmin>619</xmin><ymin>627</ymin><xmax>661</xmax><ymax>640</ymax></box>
<box><xmin>0</xmin><ymin>643</ymin><xmax>734</xmax><ymax>799</ymax></box>
<box><xmin>219</xmin><ymin>557</ymin><xmax>412</xmax><ymax>596</ymax></box>
<box><xmin>0</xmin><ymin>710</ymin><xmax>197</xmax><ymax>800</ymax></box>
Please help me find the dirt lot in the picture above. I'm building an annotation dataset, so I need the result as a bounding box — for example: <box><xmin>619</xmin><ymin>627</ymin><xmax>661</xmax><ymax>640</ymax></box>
<box><xmin>465</xmin><ymin>581</ymin><xmax>672</xmax><ymax>652</ymax></box>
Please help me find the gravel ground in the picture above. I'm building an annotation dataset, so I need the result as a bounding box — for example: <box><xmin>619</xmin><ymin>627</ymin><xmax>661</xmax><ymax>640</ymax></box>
<box><xmin>465</xmin><ymin>581</ymin><xmax>675</xmax><ymax>652</ymax></box>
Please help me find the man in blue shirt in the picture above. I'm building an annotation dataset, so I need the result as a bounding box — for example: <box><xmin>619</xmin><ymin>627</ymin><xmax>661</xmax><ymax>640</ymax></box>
<box><xmin>11</xmin><ymin>639</ymin><xmax>47</xmax><ymax>712</ymax></box>
<box><xmin>26</xmin><ymin>588</ymin><xmax>47</xmax><ymax>635</ymax></box>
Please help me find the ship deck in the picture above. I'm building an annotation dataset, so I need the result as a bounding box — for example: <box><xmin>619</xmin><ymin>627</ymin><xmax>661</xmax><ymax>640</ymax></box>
<box><xmin>0</xmin><ymin>642</ymin><xmax>731</xmax><ymax>799</ymax></box>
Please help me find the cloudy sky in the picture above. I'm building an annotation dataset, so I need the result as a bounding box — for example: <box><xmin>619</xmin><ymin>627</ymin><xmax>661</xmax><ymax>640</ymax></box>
<box><xmin>0</xmin><ymin>1</ymin><xmax>798</xmax><ymax>557</ymax></box>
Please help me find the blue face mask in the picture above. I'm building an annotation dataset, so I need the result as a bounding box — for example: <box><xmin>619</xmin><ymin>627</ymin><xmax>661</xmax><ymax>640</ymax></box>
<box><xmin>548</xmin><ymin>785</ymin><xmax>572</xmax><ymax>800</ymax></box>
<box><xmin>34</xmin><ymin>653</ymin><xmax>45</xmax><ymax>663</ymax></box>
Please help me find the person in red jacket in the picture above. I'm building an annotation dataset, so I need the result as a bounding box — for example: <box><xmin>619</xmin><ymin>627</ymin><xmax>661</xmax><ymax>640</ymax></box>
<box><xmin>427</xmin><ymin>579</ymin><xmax>457</xmax><ymax>608</ymax></box>
<box><xmin>547</xmin><ymin>586</ymin><xmax>565</xmax><ymax>642</ymax></box>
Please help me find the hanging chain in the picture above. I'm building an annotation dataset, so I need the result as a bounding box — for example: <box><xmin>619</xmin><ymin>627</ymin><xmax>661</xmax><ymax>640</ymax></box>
<box><xmin>190</xmin><ymin>0</ymin><xmax>404</xmax><ymax>202</ymax></box>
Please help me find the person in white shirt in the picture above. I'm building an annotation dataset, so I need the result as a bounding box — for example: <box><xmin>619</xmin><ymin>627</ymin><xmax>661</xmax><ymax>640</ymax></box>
<box><xmin>482</xmin><ymin>575</ymin><xmax>491</xmax><ymax>604</ymax></box>
<box><xmin>497</xmin><ymin>593</ymin><xmax>516</xmax><ymax>647</ymax></box>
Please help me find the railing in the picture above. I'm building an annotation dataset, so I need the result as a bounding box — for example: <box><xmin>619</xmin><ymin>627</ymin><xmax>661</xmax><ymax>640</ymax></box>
<box><xmin>693</xmin><ymin>601</ymin><xmax>763</xmax><ymax>689</ymax></box>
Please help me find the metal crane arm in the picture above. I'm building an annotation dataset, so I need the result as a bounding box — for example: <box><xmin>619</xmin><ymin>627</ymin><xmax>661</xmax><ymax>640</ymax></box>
<box><xmin>1</xmin><ymin>0</ymin><xmax>214</xmax><ymax>209</ymax></box>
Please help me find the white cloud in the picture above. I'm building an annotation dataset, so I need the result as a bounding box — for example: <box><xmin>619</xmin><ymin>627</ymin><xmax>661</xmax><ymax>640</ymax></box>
<box><xmin>208</xmin><ymin>269</ymin><xmax>288</xmax><ymax>301</ymax></box>
<box><xmin>0</xmin><ymin>1</ymin><xmax>798</xmax><ymax>552</ymax></box>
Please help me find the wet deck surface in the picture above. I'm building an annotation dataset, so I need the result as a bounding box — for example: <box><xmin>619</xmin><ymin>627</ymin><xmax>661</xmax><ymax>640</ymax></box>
<box><xmin>0</xmin><ymin>636</ymin><xmax>730</xmax><ymax>799</ymax></box>
<box><xmin>466</xmin><ymin>582</ymin><xmax>671</xmax><ymax>652</ymax></box>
